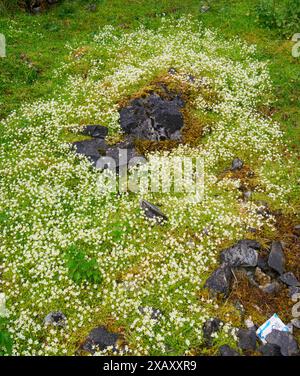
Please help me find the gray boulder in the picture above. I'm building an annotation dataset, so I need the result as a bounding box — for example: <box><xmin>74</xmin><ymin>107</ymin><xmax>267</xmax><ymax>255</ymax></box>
<box><xmin>280</xmin><ymin>272</ymin><xmax>300</xmax><ymax>287</ymax></box>
<box><xmin>219</xmin><ymin>345</ymin><xmax>240</xmax><ymax>356</ymax></box>
<box><xmin>266</xmin><ymin>329</ymin><xmax>299</xmax><ymax>356</ymax></box>
<box><xmin>258</xmin><ymin>343</ymin><xmax>282</xmax><ymax>356</ymax></box>
<box><xmin>220</xmin><ymin>240</ymin><xmax>259</xmax><ymax>267</ymax></box>
<box><xmin>82</xmin><ymin>326</ymin><xmax>120</xmax><ymax>354</ymax></box>
<box><xmin>268</xmin><ymin>242</ymin><xmax>285</xmax><ymax>275</ymax></box>
<box><xmin>73</xmin><ymin>139</ymin><xmax>107</xmax><ymax>159</ymax></box>
<box><xmin>237</xmin><ymin>327</ymin><xmax>257</xmax><ymax>351</ymax></box>
<box><xmin>205</xmin><ymin>264</ymin><xmax>233</xmax><ymax>296</ymax></box>
<box><xmin>260</xmin><ymin>281</ymin><xmax>281</xmax><ymax>294</ymax></box>
<box><xmin>119</xmin><ymin>93</ymin><xmax>184</xmax><ymax>141</ymax></box>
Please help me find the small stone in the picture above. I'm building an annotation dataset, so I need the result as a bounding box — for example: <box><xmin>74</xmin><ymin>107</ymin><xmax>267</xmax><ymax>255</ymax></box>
<box><xmin>220</xmin><ymin>239</ymin><xmax>259</xmax><ymax>267</ymax></box>
<box><xmin>257</xmin><ymin>255</ymin><xmax>269</xmax><ymax>272</ymax></box>
<box><xmin>260</xmin><ymin>281</ymin><xmax>281</xmax><ymax>294</ymax></box>
<box><xmin>44</xmin><ymin>311</ymin><xmax>66</xmax><ymax>327</ymax></box>
<box><xmin>82</xmin><ymin>326</ymin><xmax>119</xmax><ymax>354</ymax></box>
<box><xmin>291</xmin><ymin>319</ymin><xmax>300</xmax><ymax>329</ymax></box>
<box><xmin>237</xmin><ymin>328</ymin><xmax>257</xmax><ymax>351</ymax></box>
<box><xmin>268</xmin><ymin>241</ymin><xmax>285</xmax><ymax>275</ymax></box>
<box><xmin>219</xmin><ymin>345</ymin><xmax>240</xmax><ymax>356</ymax></box>
<box><xmin>200</xmin><ymin>5</ymin><xmax>210</xmax><ymax>13</ymax></box>
<box><xmin>202</xmin><ymin>318</ymin><xmax>222</xmax><ymax>342</ymax></box>
<box><xmin>140</xmin><ymin>200</ymin><xmax>168</xmax><ymax>222</ymax></box>
<box><xmin>205</xmin><ymin>264</ymin><xmax>233</xmax><ymax>296</ymax></box>
<box><xmin>168</xmin><ymin>67</ymin><xmax>177</xmax><ymax>75</ymax></box>
<box><xmin>82</xmin><ymin>125</ymin><xmax>108</xmax><ymax>139</ymax></box>
<box><xmin>289</xmin><ymin>286</ymin><xmax>300</xmax><ymax>297</ymax></box>
<box><xmin>266</xmin><ymin>329</ymin><xmax>299</xmax><ymax>356</ymax></box>
<box><xmin>279</xmin><ymin>272</ymin><xmax>300</xmax><ymax>287</ymax></box>
<box><xmin>231</xmin><ymin>158</ymin><xmax>243</xmax><ymax>171</ymax></box>
<box><xmin>243</xmin><ymin>191</ymin><xmax>252</xmax><ymax>200</ymax></box>
<box><xmin>258</xmin><ymin>343</ymin><xmax>282</xmax><ymax>356</ymax></box>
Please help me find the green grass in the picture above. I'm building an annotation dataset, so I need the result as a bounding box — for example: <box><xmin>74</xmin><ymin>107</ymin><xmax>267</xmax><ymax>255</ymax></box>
<box><xmin>0</xmin><ymin>0</ymin><xmax>299</xmax><ymax>148</ymax></box>
<box><xmin>0</xmin><ymin>0</ymin><xmax>299</xmax><ymax>356</ymax></box>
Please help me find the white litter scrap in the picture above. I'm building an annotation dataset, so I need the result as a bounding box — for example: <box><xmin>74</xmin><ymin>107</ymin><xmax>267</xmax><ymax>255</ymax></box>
<box><xmin>256</xmin><ymin>313</ymin><xmax>289</xmax><ymax>344</ymax></box>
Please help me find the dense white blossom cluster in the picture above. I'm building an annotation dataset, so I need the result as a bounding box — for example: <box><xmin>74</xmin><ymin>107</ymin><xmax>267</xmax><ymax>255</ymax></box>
<box><xmin>0</xmin><ymin>17</ymin><xmax>298</xmax><ymax>355</ymax></box>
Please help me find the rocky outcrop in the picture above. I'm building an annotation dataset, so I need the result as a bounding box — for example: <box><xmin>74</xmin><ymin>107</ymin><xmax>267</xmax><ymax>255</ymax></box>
<box><xmin>119</xmin><ymin>93</ymin><xmax>184</xmax><ymax>141</ymax></box>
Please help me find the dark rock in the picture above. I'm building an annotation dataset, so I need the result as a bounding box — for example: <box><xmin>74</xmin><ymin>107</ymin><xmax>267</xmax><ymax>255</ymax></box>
<box><xmin>202</xmin><ymin>318</ymin><xmax>222</xmax><ymax>342</ymax></box>
<box><xmin>260</xmin><ymin>281</ymin><xmax>281</xmax><ymax>294</ymax></box>
<box><xmin>140</xmin><ymin>200</ymin><xmax>168</xmax><ymax>222</ymax></box>
<box><xmin>266</xmin><ymin>329</ymin><xmax>299</xmax><ymax>356</ymax></box>
<box><xmin>268</xmin><ymin>242</ymin><xmax>285</xmax><ymax>275</ymax></box>
<box><xmin>138</xmin><ymin>306</ymin><xmax>162</xmax><ymax>320</ymax></box>
<box><xmin>220</xmin><ymin>240</ymin><xmax>259</xmax><ymax>267</ymax></box>
<box><xmin>258</xmin><ymin>343</ymin><xmax>282</xmax><ymax>356</ymax></box>
<box><xmin>82</xmin><ymin>326</ymin><xmax>119</xmax><ymax>354</ymax></box>
<box><xmin>205</xmin><ymin>264</ymin><xmax>233</xmax><ymax>296</ymax></box>
<box><xmin>237</xmin><ymin>327</ymin><xmax>257</xmax><ymax>351</ymax></box>
<box><xmin>82</xmin><ymin>125</ymin><xmax>108</xmax><ymax>139</ymax></box>
<box><xmin>168</xmin><ymin>68</ymin><xmax>177</xmax><ymax>75</ymax></box>
<box><xmin>44</xmin><ymin>311</ymin><xmax>66</xmax><ymax>327</ymax></box>
<box><xmin>73</xmin><ymin>139</ymin><xmax>107</xmax><ymax>160</ymax></box>
<box><xmin>231</xmin><ymin>158</ymin><xmax>243</xmax><ymax>171</ymax></box>
<box><xmin>257</xmin><ymin>255</ymin><xmax>269</xmax><ymax>272</ymax></box>
<box><xmin>104</xmin><ymin>144</ymin><xmax>142</xmax><ymax>172</ymax></box>
<box><xmin>219</xmin><ymin>345</ymin><xmax>240</xmax><ymax>356</ymax></box>
<box><xmin>119</xmin><ymin>93</ymin><xmax>184</xmax><ymax>141</ymax></box>
<box><xmin>280</xmin><ymin>272</ymin><xmax>300</xmax><ymax>287</ymax></box>
<box><xmin>289</xmin><ymin>286</ymin><xmax>300</xmax><ymax>297</ymax></box>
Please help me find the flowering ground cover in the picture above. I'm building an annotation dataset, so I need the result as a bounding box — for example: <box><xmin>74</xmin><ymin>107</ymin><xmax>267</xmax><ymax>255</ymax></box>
<box><xmin>0</xmin><ymin>1</ymin><xmax>299</xmax><ymax>356</ymax></box>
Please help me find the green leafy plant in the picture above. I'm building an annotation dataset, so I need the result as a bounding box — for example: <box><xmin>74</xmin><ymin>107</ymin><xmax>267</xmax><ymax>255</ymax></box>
<box><xmin>256</xmin><ymin>0</ymin><xmax>300</xmax><ymax>38</ymax></box>
<box><xmin>0</xmin><ymin>318</ymin><xmax>13</xmax><ymax>355</ymax></box>
<box><xmin>65</xmin><ymin>245</ymin><xmax>103</xmax><ymax>284</ymax></box>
